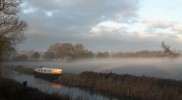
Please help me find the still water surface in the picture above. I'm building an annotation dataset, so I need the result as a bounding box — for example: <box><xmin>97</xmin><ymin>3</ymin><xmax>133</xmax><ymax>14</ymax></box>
<box><xmin>0</xmin><ymin>69</ymin><xmax>118</xmax><ymax>100</ymax></box>
<box><xmin>5</xmin><ymin>58</ymin><xmax>182</xmax><ymax>80</ymax></box>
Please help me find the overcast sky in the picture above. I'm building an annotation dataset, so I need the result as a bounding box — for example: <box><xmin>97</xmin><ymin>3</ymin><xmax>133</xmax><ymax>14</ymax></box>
<box><xmin>18</xmin><ymin>0</ymin><xmax>182</xmax><ymax>52</ymax></box>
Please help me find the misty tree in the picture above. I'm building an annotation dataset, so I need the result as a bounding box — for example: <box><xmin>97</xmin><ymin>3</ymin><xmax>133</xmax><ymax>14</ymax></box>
<box><xmin>46</xmin><ymin>43</ymin><xmax>94</xmax><ymax>60</ymax></box>
<box><xmin>74</xmin><ymin>44</ymin><xmax>85</xmax><ymax>53</ymax></box>
<box><xmin>62</xmin><ymin>43</ymin><xmax>75</xmax><ymax>59</ymax></box>
<box><xmin>3</xmin><ymin>47</ymin><xmax>17</xmax><ymax>61</ymax></box>
<box><xmin>74</xmin><ymin>44</ymin><xmax>94</xmax><ymax>58</ymax></box>
<box><xmin>48</xmin><ymin>43</ymin><xmax>75</xmax><ymax>59</ymax></box>
<box><xmin>96</xmin><ymin>51</ymin><xmax>109</xmax><ymax>58</ymax></box>
<box><xmin>43</xmin><ymin>51</ymin><xmax>55</xmax><ymax>60</ymax></box>
<box><xmin>161</xmin><ymin>41</ymin><xmax>179</xmax><ymax>57</ymax></box>
<box><xmin>48</xmin><ymin>43</ymin><xmax>61</xmax><ymax>58</ymax></box>
<box><xmin>0</xmin><ymin>0</ymin><xmax>28</xmax><ymax>61</ymax></box>
<box><xmin>31</xmin><ymin>52</ymin><xmax>40</xmax><ymax>60</ymax></box>
<box><xmin>12</xmin><ymin>54</ymin><xmax>28</xmax><ymax>61</ymax></box>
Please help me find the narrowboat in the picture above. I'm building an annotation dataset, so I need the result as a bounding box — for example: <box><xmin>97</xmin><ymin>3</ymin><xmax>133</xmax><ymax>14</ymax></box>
<box><xmin>34</xmin><ymin>66</ymin><xmax>62</xmax><ymax>81</ymax></box>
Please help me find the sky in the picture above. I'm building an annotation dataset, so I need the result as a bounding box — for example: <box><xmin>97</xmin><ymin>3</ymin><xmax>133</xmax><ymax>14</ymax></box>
<box><xmin>18</xmin><ymin>0</ymin><xmax>182</xmax><ymax>52</ymax></box>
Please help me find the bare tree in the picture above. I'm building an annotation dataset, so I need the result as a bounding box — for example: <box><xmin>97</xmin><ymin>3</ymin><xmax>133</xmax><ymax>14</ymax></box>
<box><xmin>0</xmin><ymin>0</ymin><xmax>27</xmax><ymax>61</ymax></box>
<box><xmin>161</xmin><ymin>41</ymin><xmax>179</xmax><ymax>57</ymax></box>
<box><xmin>43</xmin><ymin>51</ymin><xmax>55</xmax><ymax>60</ymax></box>
<box><xmin>47</xmin><ymin>43</ymin><xmax>94</xmax><ymax>60</ymax></box>
<box><xmin>31</xmin><ymin>52</ymin><xmax>40</xmax><ymax>60</ymax></box>
<box><xmin>48</xmin><ymin>43</ymin><xmax>75</xmax><ymax>59</ymax></box>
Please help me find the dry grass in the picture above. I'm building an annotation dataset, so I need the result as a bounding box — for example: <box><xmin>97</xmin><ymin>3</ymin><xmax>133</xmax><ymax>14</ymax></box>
<box><xmin>59</xmin><ymin>71</ymin><xmax>182</xmax><ymax>100</ymax></box>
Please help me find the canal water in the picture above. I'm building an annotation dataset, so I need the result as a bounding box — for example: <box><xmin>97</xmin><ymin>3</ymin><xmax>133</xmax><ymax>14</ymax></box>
<box><xmin>0</xmin><ymin>69</ymin><xmax>119</xmax><ymax>100</ymax></box>
<box><xmin>5</xmin><ymin>58</ymin><xmax>182</xmax><ymax>80</ymax></box>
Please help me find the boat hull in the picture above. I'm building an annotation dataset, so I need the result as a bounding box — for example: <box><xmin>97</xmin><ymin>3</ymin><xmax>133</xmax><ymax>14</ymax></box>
<box><xmin>34</xmin><ymin>72</ymin><xmax>61</xmax><ymax>81</ymax></box>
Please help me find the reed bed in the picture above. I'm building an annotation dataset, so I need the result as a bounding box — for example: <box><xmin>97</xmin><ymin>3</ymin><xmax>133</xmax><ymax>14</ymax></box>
<box><xmin>60</xmin><ymin>71</ymin><xmax>182</xmax><ymax>100</ymax></box>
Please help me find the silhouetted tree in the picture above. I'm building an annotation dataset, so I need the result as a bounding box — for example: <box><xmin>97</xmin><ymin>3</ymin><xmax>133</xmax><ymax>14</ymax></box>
<box><xmin>96</xmin><ymin>51</ymin><xmax>109</xmax><ymax>58</ymax></box>
<box><xmin>74</xmin><ymin>44</ymin><xmax>94</xmax><ymax>58</ymax></box>
<box><xmin>43</xmin><ymin>51</ymin><xmax>55</xmax><ymax>60</ymax></box>
<box><xmin>12</xmin><ymin>54</ymin><xmax>28</xmax><ymax>61</ymax></box>
<box><xmin>48</xmin><ymin>43</ymin><xmax>75</xmax><ymax>59</ymax></box>
<box><xmin>31</xmin><ymin>52</ymin><xmax>40</xmax><ymax>60</ymax></box>
<box><xmin>161</xmin><ymin>41</ymin><xmax>179</xmax><ymax>57</ymax></box>
<box><xmin>47</xmin><ymin>43</ymin><xmax>94</xmax><ymax>59</ymax></box>
<box><xmin>2</xmin><ymin>47</ymin><xmax>17</xmax><ymax>61</ymax></box>
<box><xmin>0</xmin><ymin>0</ymin><xmax>27</xmax><ymax>61</ymax></box>
<box><xmin>74</xmin><ymin>44</ymin><xmax>85</xmax><ymax>57</ymax></box>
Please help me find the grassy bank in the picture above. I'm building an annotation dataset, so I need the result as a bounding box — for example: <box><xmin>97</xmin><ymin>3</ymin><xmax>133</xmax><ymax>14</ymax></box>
<box><xmin>3</xmin><ymin>65</ymin><xmax>182</xmax><ymax>100</ymax></box>
<box><xmin>59</xmin><ymin>71</ymin><xmax>182</xmax><ymax>100</ymax></box>
<box><xmin>0</xmin><ymin>76</ymin><xmax>71</xmax><ymax>100</ymax></box>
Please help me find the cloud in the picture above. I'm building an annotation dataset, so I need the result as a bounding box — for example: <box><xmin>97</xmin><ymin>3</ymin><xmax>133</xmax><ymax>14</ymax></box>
<box><xmin>172</xmin><ymin>24</ymin><xmax>182</xmax><ymax>33</ymax></box>
<box><xmin>21</xmin><ymin>0</ymin><xmax>139</xmax><ymax>32</ymax></box>
<box><xmin>18</xmin><ymin>0</ymin><xmax>141</xmax><ymax>51</ymax></box>
<box><xmin>137</xmin><ymin>32</ymin><xmax>157</xmax><ymax>39</ymax></box>
<box><xmin>18</xmin><ymin>0</ymin><xmax>182</xmax><ymax>51</ymax></box>
<box><xmin>142</xmin><ymin>19</ymin><xmax>174</xmax><ymax>29</ymax></box>
<box><xmin>90</xmin><ymin>21</ymin><xmax>126</xmax><ymax>35</ymax></box>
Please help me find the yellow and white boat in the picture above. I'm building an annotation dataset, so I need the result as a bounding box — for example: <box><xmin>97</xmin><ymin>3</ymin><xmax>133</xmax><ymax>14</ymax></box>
<box><xmin>34</xmin><ymin>66</ymin><xmax>62</xmax><ymax>81</ymax></box>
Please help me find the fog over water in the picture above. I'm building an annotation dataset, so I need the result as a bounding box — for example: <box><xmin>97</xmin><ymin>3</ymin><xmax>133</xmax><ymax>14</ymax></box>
<box><xmin>6</xmin><ymin>58</ymin><xmax>182</xmax><ymax>80</ymax></box>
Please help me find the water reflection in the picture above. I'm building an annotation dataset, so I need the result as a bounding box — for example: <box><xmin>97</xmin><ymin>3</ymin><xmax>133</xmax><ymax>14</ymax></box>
<box><xmin>0</xmin><ymin>69</ymin><xmax>118</xmax><ymax>100</ymax></box>
<box><xmin>52</xmin><ymin>82</ymin><xmax>61</xmax><ymax>89</ymax></box>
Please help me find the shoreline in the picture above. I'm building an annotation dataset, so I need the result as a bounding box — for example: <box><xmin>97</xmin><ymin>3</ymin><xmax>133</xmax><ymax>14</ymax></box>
<box><xmin>1</xmin><ymin>65</ymin><xmax>182</xmax><ymax>100</ymax></box>
<box><xmin>0</xmin><ymin>76</ymin><xmax>71</xmax><ymax>100</ymax></box>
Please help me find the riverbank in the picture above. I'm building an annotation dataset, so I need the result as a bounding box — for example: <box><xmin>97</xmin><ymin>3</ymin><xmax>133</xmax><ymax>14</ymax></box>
<box><xmin>0</xmin><ymin>76</ymin><xmax>71</xmax><ymax>100</ymax></box>
<box><xmin>2</xmin><ymin>65</ymin><xmax>182</xmax><ymax>100</ymax></box>
<box><xmin>59</xmin><ymin>72</ymin><xmax>182</xmax><ymax>100</ymax></box>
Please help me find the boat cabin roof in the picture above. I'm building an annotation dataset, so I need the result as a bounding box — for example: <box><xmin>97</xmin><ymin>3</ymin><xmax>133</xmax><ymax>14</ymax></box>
<box><xmin>36</xmin><ymin>66</ymin><xmax>62</xmax><ymax>71</ymax></box>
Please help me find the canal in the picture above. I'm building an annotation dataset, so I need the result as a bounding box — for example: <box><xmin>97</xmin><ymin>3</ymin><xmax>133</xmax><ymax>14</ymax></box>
<box><xmin>0</xmin><ymin>68</ymin><xmax>119</xmax><ymax>100</ymax></box>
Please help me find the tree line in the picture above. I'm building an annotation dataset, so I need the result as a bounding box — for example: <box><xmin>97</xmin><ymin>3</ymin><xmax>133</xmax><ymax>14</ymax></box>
<box><xmin>8</xmin><ymin>43</ymin><xmax>94</xmax><ymax>61</ymax></box>
<box><xmin>0</xmin><ymin>0</ymin><xmax>180</xmax><ymax>62</ymax></box>
<box><xmin>6</xmin><ymin>41</ymin><xmax>180</xmax><ymax>62</ymax></box>
<box><xmin>44</xmin><ymin>43</ymin><xmax>94</xmax><ymax>60</ymax></box>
